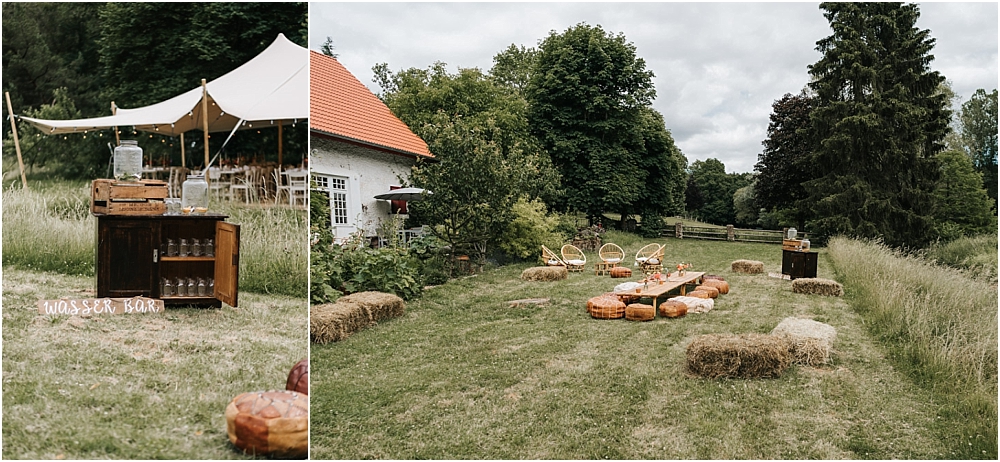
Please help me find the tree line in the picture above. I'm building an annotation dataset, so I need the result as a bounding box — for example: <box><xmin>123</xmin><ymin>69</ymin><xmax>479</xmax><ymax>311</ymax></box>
<box><xmin>368</xmin><ymin>3</ymin><xmax>995</xmax><ymax>254</ymax></box>
<box><xmin>2</xmin><ymin>2</ymin><xmax>308</xmax><ymax>178</ymax></box>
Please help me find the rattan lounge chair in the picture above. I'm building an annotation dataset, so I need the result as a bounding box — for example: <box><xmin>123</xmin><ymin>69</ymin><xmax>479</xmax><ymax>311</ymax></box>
<box><xmin>635</xmin><ymin>243</ymin><xmax>664</xmax><ymax>275</ymax></box>
<box><xmin>541</xmin><ymin>245</ymin><xmax>566</xmax><ymax>267</ymax></box>
<box><xmin>561</xmin><ymin>244</ymin><xmax>587</xmax><ymax>273</ymax></box>
<box><xmin>595</xmin><ymin>243</ymin><xmax>625</xmax><ymax>275</ymax></box>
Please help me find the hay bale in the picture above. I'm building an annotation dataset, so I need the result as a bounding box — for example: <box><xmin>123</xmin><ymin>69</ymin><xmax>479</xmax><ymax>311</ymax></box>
<box><xmin>731</xmin><ymin>260</ymin><xmax>765</xmax><ymax>274</ymax></box>
<box><xmin>688</xmin><ymin>289</ymin><xmax>712</xmax><ymax>299</ymax></box>
<box><xmin>770</xmin><ymin>317</ymin><xmax>837</xmax><ymax>366</ymax></box>
<box><xmin>669</xmin><ymin>296</ymin><xmax>714</xmax><ymax>314</ymax></box>
<box><xmin>694</xmin><ymin>285</ymin><xmax>719</xmax><ymax>298</ymax></box>
<box><xmin>686</xmin><ymin>333</ymin><xmax>791</xmax><ymax>379</ymax></box>
<box><xmin>625</xmin><ymin>304</ymin><xmax>655</xmax><ymax>321</ymax></box>
<box><xmin>521</xmin><ymin>266</ymin><xmax>568</xmax><ymax>281</ymax></box>
<box><xmin>658</xmin><ymin>300</ymin><xmax>688</xmax><ymax>318</ymax></box>
<box><xmin>589</xmin><ymin>295</ymin><xmax>625</xmax><ymax>319</ymax></box>
<box><xmin>610</xmin><ymin>266</ymin><xmax>633</xmax><ymax>278</ymax></box>
<box><xmin>310</xmin><ymin>292</ymin><xmax>405</xmax><ymax>344</ymax></box>
<box><xmin>339</xmin><ymin>291</ymin><xmax>406</xmax><ymax>320</ymax></box>
<box><xmin>702</xmin><ymin>279</ymin><xmax>730</xmax><ymax>295</ymax></box>
<box><xmin>703</xmin><ymin>274</ymin><xmax>726</xmax><ymax>281</ymax></box>
<box><xmin>791</xmin><ymin>278</ymin><xmax>844</xmax><ymax>297</ymax></box>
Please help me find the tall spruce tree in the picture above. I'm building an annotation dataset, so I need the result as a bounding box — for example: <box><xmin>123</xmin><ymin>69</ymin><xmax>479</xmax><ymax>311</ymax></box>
<box><xmin>805</xmin><ymin>2</ymin><xmax>949</xmax><ymax>248</ymax></box>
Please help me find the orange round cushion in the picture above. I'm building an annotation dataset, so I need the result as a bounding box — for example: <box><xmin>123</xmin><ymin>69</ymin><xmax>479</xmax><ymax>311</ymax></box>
<box><xmin>702</xmin><ymin>279</ymin><xmax>730</xmax><ymax>294</ymax></box>
<box><xmin>625</xmin><ymin>303</ymin><xmax>655</xmax><ymax>321</ymax></box>
<box><xmin>658</xmin><ymin>300</ymin><xmax>688</xmax><ymax>318</ymax></box>
<box><xmin>694</xmin><ymin>285</ymin><xmax>720</xmax><ymax>298</ymax></box>
<box><xmin>588</xmin><ymin>295</ymin><xmax>626</xmax><ymax>319</ymax></box>
<box><xmin>610</xmin><ymin>266</ymin><xmax>632</xmax><ymax>278</ymax></box>
<box><xmin>225</xmin><ymin>390</ymin><xmax>308</xmax><ymax>458</ymax></box>
<box><xmin>286</xmin><ymin>358</ymin><xmax>308</xmax><ymax>395</ymax></box>
<box><xmin>688</xmin><ymin>290</ymin><xmax>711</xmax><ymax>299</ymax></box>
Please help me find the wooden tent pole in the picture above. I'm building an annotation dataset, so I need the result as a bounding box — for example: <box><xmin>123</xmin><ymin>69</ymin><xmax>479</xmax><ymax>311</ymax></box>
<box><xmin>180</xmin><ymin>132</ymin><xmax>186</xmax><ymax>168</ymax></box>
<box><xmin>5</xmin><ymin>92</ymin><xmax>29</xmax><ymax>189</ymax></box>
<box><xmin>278</xmin><ymin>121</ymin><xmax>283</xmax><ymax>166</ymax></box>
<box><xmin>111</xmin><ymin>101</ymin><xmax>120</xmax><ymax>146</ymax></box>
<box><xmin>201</xmin><ymin>79</ymin><xmax>210</xmax><ymax>171</ymax></box>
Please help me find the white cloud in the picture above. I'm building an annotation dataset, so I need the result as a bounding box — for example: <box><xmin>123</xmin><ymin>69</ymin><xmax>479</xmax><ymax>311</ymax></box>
<box><xmin>312</xmin><ymin>1</ymin><xmax>998</xmax><ymax>173</ymax></box>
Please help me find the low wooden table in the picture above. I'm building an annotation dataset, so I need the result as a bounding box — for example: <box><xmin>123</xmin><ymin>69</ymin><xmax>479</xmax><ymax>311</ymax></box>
<box><xmin>616</xmin><ymin>271</ymin><xmax>705</xmax><ymax>308</ymax></box>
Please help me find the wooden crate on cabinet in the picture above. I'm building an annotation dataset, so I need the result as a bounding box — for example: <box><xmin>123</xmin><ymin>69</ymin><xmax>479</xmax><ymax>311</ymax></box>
<box><xmin>96</xmin><ymin>214</ymin><xmax>239</xmax><ymax>307</ymax></box>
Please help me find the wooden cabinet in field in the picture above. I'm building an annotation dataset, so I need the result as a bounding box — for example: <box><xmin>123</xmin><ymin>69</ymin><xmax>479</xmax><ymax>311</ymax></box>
<box><xmin>95</xmin><ymin>214</ymin><xmax>240</xmax><ymax>307</ymax></box>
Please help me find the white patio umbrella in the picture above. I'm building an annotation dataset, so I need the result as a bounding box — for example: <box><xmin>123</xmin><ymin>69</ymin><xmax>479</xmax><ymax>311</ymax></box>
<box><xmin>373</xmin><ymin>188</ymin><xmax>432</xmax><ymax>201</ymax></box>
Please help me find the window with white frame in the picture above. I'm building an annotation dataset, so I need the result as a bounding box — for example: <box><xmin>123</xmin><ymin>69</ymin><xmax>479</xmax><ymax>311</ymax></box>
<box><xmin>313</xmin><ymin>174</ymin><xmax>348</xmax><ymax>226</ymax></box>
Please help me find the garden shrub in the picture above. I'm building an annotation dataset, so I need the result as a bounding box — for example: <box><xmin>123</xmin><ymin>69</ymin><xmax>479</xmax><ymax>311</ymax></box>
<box><xmin>500</xmin><ymin>197</ymin><xmax>566</xmax><ymax>259</ymax></box>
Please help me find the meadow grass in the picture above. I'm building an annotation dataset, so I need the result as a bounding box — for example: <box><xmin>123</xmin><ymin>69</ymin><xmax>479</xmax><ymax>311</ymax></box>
<box><xmin>1</xmin><ymin>180</ymin><xmax>307</xmax><ymax>297</ymax></box>
<box><xmin>924</xmin><ymin>233</ymin><xmax>998</xmax><ymax>283</ymax></box>
<box><xmin>310</xmin><ymin>237</ymin><xmax>988</xmax><ymax>459</ymax></box>
<box><xmin>826</xmin><ymin>236</ymin><xmax>998</xmax><ymax>457</ymax></box>
<box><xmin>1</xmin><ymin>268</ymin><xmax>308</xmax><ymax>459</ymax></box>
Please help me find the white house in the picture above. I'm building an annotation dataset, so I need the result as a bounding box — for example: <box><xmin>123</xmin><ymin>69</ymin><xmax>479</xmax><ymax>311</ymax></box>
<box><xmin>309</xmin><ymin>51</ymin><xmax>434</xmax><ymax>241</ymax></box>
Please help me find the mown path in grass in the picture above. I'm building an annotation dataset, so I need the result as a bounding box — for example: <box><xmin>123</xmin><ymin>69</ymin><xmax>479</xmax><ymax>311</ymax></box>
<box><xmin>310</xmin><ymin>238</ymin><xmax>970</xmax><ymax>459</ymax></box>
<box><xmin>1</xmin><ymin>268</ymin><xmax>308</xmax><ymax>459</ymax></box>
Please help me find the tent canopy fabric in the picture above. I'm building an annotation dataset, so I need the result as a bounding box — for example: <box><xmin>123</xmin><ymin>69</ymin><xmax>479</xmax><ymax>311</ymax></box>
<box><xmin>19</xmin><ymin>34</ymin><xmax>307</xmax><ymax>136</ymax></box>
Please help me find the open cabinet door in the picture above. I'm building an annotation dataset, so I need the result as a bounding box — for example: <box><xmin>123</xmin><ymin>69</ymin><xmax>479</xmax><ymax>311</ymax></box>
<box><xmin>214</xmin><ymin>221</ymin><xmax>240</xmax><ymax>307</ymax></box>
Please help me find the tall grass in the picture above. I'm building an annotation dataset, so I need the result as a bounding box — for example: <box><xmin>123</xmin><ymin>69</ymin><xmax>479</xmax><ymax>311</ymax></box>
<box><xmin>827</xmin><ymin>236</ymin><xmax>997</xmax><ymax>456</ymax></box>
<box><xmin>2</xmin><ymin>181</ymin><xmax>306</xmax><ymax>297</ymax></box>
<box><xmin>925</xmin><ymin>233</ymin><xmax>998</xmax><ymax>283</ymax></box>
<box><xmin>1</xmin><ymin>181</ymin><xmax>95</xmax><ymax>275</ymax></box>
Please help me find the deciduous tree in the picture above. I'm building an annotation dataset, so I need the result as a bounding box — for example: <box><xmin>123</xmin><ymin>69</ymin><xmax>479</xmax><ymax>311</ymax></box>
<box><xmin>754</xmin><ymin>91</ymin><xmax>814</xmax><ymax>228</ymax></box>
<box><xmin>957</xmin><ymin>89</ymin><xmax>998</xmax><ymax>207</ymax></box>
<box><xmin>526</xmin><ymin>23</ymin><xmax>666</xmax><ymax>224</ymax></box>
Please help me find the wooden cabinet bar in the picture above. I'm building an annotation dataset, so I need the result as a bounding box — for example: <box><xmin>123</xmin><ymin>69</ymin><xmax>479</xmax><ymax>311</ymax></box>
<box><xmin>95</xmin><ymin>214</ymin><xmax>240</xmax><ymax>307</ymax></box>
<box><xmin>781</xmin><ymin>249</ymin><xmax>818</xmax><ymax>280</ymax></box>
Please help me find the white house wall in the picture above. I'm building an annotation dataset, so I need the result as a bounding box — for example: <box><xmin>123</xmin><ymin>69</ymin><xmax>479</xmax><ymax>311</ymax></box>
<box><xmin>310</xmin><ymin>136</ymin><xmax>418</xmax><ymax>237</ymax></box>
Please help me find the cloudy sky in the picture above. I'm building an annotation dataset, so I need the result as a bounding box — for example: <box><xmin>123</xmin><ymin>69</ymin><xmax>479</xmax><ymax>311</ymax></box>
<box><xmin>311</xmin><ymin>2</ymin><xmax>998</xmax><ymax>173</ymax></box>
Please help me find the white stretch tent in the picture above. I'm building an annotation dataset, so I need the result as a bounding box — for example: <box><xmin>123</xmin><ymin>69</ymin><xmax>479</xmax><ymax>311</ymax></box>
<box><xmin>19</xmin><ymin>33</ymin><xmax>307</xmax><ymax>136</ymax></box>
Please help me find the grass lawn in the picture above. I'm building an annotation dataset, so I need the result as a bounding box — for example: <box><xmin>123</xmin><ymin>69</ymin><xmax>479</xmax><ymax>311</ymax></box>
<box><xmin>310</xmin><ymin>237</ymin><xmax>981</xmax><ymax>459</ymax></box>
<box><xmin>1</xmin><ymin>268</ymin><xmax>308</xmax><ymax>459</ymax></box>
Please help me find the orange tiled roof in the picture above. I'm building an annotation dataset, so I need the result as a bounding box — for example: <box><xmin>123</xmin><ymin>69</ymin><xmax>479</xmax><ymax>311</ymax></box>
<box><xmin>310</xmin><ymin>51</ymin><xmax>433</xmax><ymax>159</ymax></box>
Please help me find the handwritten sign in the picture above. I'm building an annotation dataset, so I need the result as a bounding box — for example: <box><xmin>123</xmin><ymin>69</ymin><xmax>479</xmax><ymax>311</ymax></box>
<box><xmin>37</xmin><ymin>297</ymin><xmax>165</xmax><ymax>316</ymax></box>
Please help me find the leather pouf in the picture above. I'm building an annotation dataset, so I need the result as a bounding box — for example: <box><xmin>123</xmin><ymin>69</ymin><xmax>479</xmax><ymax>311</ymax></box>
<box><xmin>610</xmin><ymin>266</ymin><xmax>632</xmax><ymax>278</ymax></box>
<box><xmin>688</xmin><ymin>289</ymin><xmax>712</xmax><ymax>299</ymax></box>
<box><xmin>226</xmin><ymin>390</ymin><xmax>308</xmax><ymax>459</ymax></box>
<box><xmin>286</xmin><ymin>358</ymin><xmax>308</xmax><ymax>395</ymax></box>
<box><xmin>658</xmin><ymin>300</ymin><xmax>688</xmax><ymax>318</ymax></box>
<box><xmin>625</xmin><ymin>303</ymin><xmax>655</xmax><ymax>321</ymax></box>
<box><xmin>702</xmin><ymin>279</ymin><xmax>730</xmax><ymax>295</ymax></box>
<box><xmin>694</xmin><ymin>285</ymin><xmax>720</xmax><ymax>299</ymax></box>
<box><xmin>588</xmin><ymin>295</ymin><xmax>626</xmax><ymax>319</ymax></box>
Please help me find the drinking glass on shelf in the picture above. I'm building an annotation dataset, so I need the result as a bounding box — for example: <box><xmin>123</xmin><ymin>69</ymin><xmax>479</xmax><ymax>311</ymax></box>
<box><xmin>179</xmin><ymin>238</ymin><xmax>189</xmax><ymax>257</ymax></box>
<box><xmin>175</xmin><ymin>277</ymin><xmax>186</xmax><ymax>296</ymax></box>
<box><xmin>197</xmin><ymin>278</ymin><xmax>207</xmax><ymax>297</ymax></box>
<box><xmin>161</xmin><ymin>278</ymin><xmax>172</xmax><ymax>297</ymax></box>
<box><xmin>191</xmin><ymin>238</ymin><xmax>202</xmax><ymax>257</ymax></box>
<box><xmin>166</xmin><ymin>238</ymin><xmax>177</xmax><ymax>257</ymax></box>
<box><xmin>187</xmin><ymin>278</ymin><xmax>196</xmax><ymax>296</ymax></box>
<box><xmin>205</xmin><ymin>238</ymin><xmax>214</xmax><ymax>257</ymax></box>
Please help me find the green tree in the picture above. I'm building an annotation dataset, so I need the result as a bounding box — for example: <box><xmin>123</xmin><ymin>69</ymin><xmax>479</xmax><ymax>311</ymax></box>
<box><xmin>804</xmin><ymin>2</ymin><xmax>949</xmax><ymax>248</ymax></box>
<box><xmin>957</xmin><ymin>89</ymin><xmax>998</xmax><ymax>207</ymax></box>
<box><xmin>489</xmin><ymin>44</ymin><xmax>537</xmax><ymax>95</ymax></box>
<box><xmin>686</xmin><ymin>159</ymin><xmax>750</xmax><ymax>225</ymax></box>
<box><xmin>754</xmin><ymin>91</ymin><xmax>815</xmax><ymax>229</ymax></box>
<box><xmin>931</xmin><ymin>149</ymin><xmax>996</xmax><ymax>240</ymax></box>
<box><xmin>526</xmin><ymin>23</ymin><xmax>662</xmax><ymax>224</ymax></box>
<box><xmin>733</xmin><ymin>180</ymin><xmax>759</xmax><ymax>228</ymax></box>
<box><xmin>407</xmin><ymin>115</ymin><xmax>539</xmax><ymax>269</ymax></box>
<box><xmin>374</xmin><ymin>61</ymin><xmax>560</xmax><ymax>266</ymax></box>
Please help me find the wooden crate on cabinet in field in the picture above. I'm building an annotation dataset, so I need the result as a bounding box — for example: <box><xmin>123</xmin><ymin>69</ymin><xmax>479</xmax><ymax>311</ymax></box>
<box><xmin>91</xmin><ymin>179</ymin><xmax>167</xmax><ymax>216</ymax></box>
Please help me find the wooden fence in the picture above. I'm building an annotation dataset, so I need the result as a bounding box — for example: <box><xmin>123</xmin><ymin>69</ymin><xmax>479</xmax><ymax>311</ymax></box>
<box><xmin>670</xmin><ymin>223</ymin><xmax>786</xmax><ymax>244</ymax></box>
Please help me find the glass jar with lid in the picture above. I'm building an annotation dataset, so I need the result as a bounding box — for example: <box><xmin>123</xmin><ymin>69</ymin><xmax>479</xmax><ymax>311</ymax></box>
<box><xmin>181</xmin><ymin>173</ymin><xmax>209</xmax><ymax>214</ymax></box>
<box><xmin>113</xmin><ymin>140</ymin><xmax>143</xmax><ymax>182</ymax></box>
